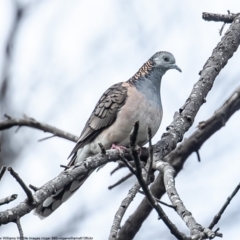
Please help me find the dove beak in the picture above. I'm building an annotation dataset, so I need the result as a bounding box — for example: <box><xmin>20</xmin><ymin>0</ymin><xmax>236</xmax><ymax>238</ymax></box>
<box><xmin>172</xmin><ymin>64</ymin><xmax>182</xmax><ymax>72</ymax></box>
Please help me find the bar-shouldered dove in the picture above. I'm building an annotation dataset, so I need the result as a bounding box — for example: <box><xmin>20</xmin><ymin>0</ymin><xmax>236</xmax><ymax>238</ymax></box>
<box><xmin>35</xmin><ymin>51</ymin><xmax>181</xmax><ymax>218</ymax></box>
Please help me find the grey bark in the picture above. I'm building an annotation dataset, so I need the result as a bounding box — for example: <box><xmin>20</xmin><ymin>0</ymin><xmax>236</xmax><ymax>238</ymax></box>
<box><xmin>118</xmin><ymin>13</ymin><xmax>240</xmax><ymax>240</ymax></box>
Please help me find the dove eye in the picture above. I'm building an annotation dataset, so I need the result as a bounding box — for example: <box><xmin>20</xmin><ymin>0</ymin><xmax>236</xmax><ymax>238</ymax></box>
<box><xmin>163</xmin><ymin>56</ymin><xmax>170</xmax><ymax>62</ymax></box>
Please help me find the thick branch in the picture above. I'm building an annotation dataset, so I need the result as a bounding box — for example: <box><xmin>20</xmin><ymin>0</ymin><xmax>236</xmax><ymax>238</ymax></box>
<box><xmin>153</xmin><ymin>13</ymin><xmax>240</xmax><ymax>163</ymax></box>
<box><xmin>0</xmin><ymin>114</ymin><xmax>78</xmax><ymax>142</ymax></box>
<box><xmin>118</xmin><ymin>13</ymin><xmax>240</xmax><ymax>239</ymax></box>
<box><xmin>119</xmin><ymin>82</ymin><xmax>240</xmax><ymax>239</ymax></box>
<box><xmin>0</xmin><ymin>149</ymin><xmax>133</xmax><ymax>224</ymax></box>
<box><xmin>166</xmin><ymin>85</ymin><xmax>240</xmax><ymax>166</ymax></box>
<box><xmin>119</xmin><ymin>83</ymin><xmax>240</xmax><ymax>239</ymax></box>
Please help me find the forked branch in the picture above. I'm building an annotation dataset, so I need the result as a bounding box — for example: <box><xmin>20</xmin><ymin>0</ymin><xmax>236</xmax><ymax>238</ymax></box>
<box><xmin>118</xmin><ymin>12</ymin><xmax>240</xmax><ymax>239</ymax></box>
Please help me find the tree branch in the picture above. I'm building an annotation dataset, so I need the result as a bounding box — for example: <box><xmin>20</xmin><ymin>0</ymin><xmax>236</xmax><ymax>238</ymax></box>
<box><xmin>154</xmin><ymin>12</ymin><xmax>240</xmax><ymax>163</ymax></box>
<box><xmin>0</xmin><ymin>114</ymin><xmax>78</xmax><ymax>142</ymax></box>
<box><xmin>110</xmin><ymin>161</ymin><xmax>126</xmax><ymax>175</ymax></box>
<box><xmin>0</xmin><ymin>165</ymin><xmax>7</xmax><ymax>181</ymax></box>
<box><xmin>202</xmin><ymin>12</ymin><xmax>236</xmax><ymax>23</ymax></box>
<box><xmin>8</xmin><ymin>167</ymin><xmax>34</xmax><ymax>205</ymax></box>
<box><xmin>15</xmin><ymin>216</ymin><xmax>24</xmax><ymax>239</ymax></box>
<box><xmin>0</xmin><ymin>194</ymin><xmax>18</xmax><ymax>206</ymax></box>
<box><xmin>0</xmin><ymin>148</ymin><xmax>136</xmax><ymax>225</ymax></box>
<box><xmin>109</xmin><ymin>181</ymin><xmax>141</xmax><ymax>240</ymax></box>
<box><xmin>138</xmin><ymin>190</ymin><xmax>175</xmax><ymax>210</ymax></box>
<box><xmin>130</xmin><ymin>124</ymin><xmax>188</xmax><ymax>240</ymax></box>
<box><xmin>1</xmin><ymin>10</ymin><xmax>240</xmax><ymax>238</ymax></box>
<box><xmin>209</xmin><ymin>182</ymin><xmax>240</xmax><ymax>230</ymax></box>
<box><xmin>118</xmin><ymin>82</ymin><xmax>240</xmax><ymax>239</ymax></box>
<box><xmin>154</xmin><ymin>161</ymin><xmax>221</xmax><ymax>239</ymax></box>
<box><xmin>118</xmin><ymin>13</ymin><xmax>240</xmax><ymax>239</ymax></box>
<box><xmin>166</xmin><ymin>84</ymin><xmax>240</xmax><ymax>166</ymax></box>
<box><xmin>146</xmin><ymin>127</ymin><xmax>153</xmax><ymax>184</ymax></box>
<box><xmin>119</xmin><ymin>81</ymin><xmax>240</xmax><ymax>239</ymax></box>
<box><xmin>108</xmin><ymin>172</ymin><xmax>133</xmax><ymax>190</ymax></box>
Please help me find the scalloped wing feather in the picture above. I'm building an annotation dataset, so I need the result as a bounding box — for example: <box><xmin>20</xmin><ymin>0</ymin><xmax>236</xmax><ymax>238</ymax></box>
<box><xmin>68</xmin><ymin>82</ymin><xmax>128</xmax><ymax>161</ymax></box>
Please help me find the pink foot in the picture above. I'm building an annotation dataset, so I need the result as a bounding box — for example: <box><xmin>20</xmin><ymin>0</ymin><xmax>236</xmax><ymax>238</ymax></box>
<box><xmin>111</xmin><ymin>143</ymin><xmax>127</xmax><ymax>153</ymax></box>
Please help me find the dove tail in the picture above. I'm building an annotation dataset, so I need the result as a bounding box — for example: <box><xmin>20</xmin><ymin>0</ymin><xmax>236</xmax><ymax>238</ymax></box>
<box><xmin>34</xmin><ymin>170</ymin><xmax>94</xmax><ymax>219</ymax></box>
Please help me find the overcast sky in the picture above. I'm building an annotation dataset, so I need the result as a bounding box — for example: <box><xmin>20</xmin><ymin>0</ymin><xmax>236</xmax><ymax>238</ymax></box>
<box><xmin>1</xmin><ymin>0</ymin><xmax>240</xmax><ymax>239</ymax></box>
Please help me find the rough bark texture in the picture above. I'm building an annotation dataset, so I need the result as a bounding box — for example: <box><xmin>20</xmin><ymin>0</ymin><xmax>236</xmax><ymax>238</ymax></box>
<box><xmin>109</xmin><ymin>181</ymin><xmax>141</xmax><ymax>240</ymax></box>
<box><xmin>166</xmin><ymin>85</ymin><xmax>240</xmax><ymax>166</ymax></box>
<box><xmin>0</xmin><ymin>150</ymin><xmax>119</xmax><ymax>224</ymax></box>
<box><xmin>118</xmin><ymin>83</ymin><xmax>240</xmax><ymax>239</ymax></box>
<box><xmin>118</xmin><ymin>14</ymin><xmax>240</xmax><ymax>240</ymax></box>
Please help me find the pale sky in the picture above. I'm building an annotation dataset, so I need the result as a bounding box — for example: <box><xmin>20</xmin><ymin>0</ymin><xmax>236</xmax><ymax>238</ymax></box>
<box><xmin>1</xmin><ymin>0</ymin><xmax>240</xmax><ymax>239</ymax></box>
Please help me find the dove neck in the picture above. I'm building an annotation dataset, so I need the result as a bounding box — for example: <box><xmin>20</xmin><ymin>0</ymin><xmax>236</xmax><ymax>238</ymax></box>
<box><xmin>131</xmin><ymin>65</ymin><xmax>164</xmax><ymax>89</ymax></box>
<box><xmin>130</xmin><ymin>71</ymin><xmax>163</xmax><ymax>108</ymax></box>
<box><xmin>139</xmin><ymin>74</ymin><xmax>161</xmax><ymax>93</ymax></box>
<box><xmin>128</xmin><ymin>61</ymin><xmax>164</xmax><ymax>86</ymax></box>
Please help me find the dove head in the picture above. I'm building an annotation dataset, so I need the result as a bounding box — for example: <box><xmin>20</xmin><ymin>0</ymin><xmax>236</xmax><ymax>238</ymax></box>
<box><xmin>151</xmin><ymin>51</ymin><xmax>181</xmax><ymax>73</ymax></box>
<box><xmin>128</xmin><ymin>51</ymin><xmax>181</xmax><ymax>87</ymax></box>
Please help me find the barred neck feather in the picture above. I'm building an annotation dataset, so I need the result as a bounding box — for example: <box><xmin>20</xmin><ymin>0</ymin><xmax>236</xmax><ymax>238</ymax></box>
<box><xmin>127</xmin><ymin>60</ymin><xmax>154</xmax><ymax>86</ymax></box>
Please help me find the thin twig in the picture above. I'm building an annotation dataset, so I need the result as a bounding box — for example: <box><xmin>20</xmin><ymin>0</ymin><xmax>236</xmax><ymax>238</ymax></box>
<box><xmin>146</xmin><ymin>127</ymin><xmax>153</xmax><ymax>184</ymax></box>
<box><xmin>196</xmin><ymin>150</ymin><xmax>201</xmax><ymax>162</ymax></box>
<box><xmin>16</xmin><ymin>216</ymin><xmax>24</xmax><ymax>239</ymax></box>
<box><xmin>98</xmin><ymin>143</ymin><xmax>106</xmax><ymax>155</ymax></box>
<box><xmin>110</xmin><ymin>161</ymin><xmax>126</xmax><ymax>175</ymax></box>
<box><xmin>108</xmin><ymin>172</ymin><xmax>133</xmax><ymax>190</ymax></box>
<box><xmin>29</xmin><ymin>184</ymin><xmax>39</xmax><ymax>192</ymax></box>
<box><xmin>60</xmin><ymin>164</ymin><xmax>70</xmax><ymax>169</ymax></box>
<box><xmin>209</xmin><ymin>182</ymin><xmax>240</xmax><ymax>230</ymax></box>
<box><xmin>8</xmin><ymin>167</ymin><xmax>34</xmax><ymax>204</ymax></box>
<box><xmin>138</xmin><ymin>190</ymin><xmax>175</xmax><ymax>210</ymax></box>
<box><xmin>129</xmin><ymin>121</ymin><xmax>139</xmax><ymax>148</ymax></box>
<box><xmin>0</xmin><ymin>165</ymin><xmax>7</xmax><ymax>181</ymax></box>
<box><xmin>219</xmin><ymin>22</ymin><xmax>226</xmax><ymax>36</ymax></box>
<box><xmin>0</xmin><ymin>194</ymin><xmax>18</xmax><ymax>206</ymax></box>
<box><xmin>4</xmin><ymin>114</ymin><xmax>12</xmax><ymax>120</ymax></box>
<box><xmin>38</xmin><ymin>135</ymin><xmax>56</xmax><ymax>142</ymax></box>
<box><xmin>15</xmin><ymin>125</ymin><xmax>21</xmax><ymax>133</ymax></box>
<box><xmin>219</xmin><ymin>11</ymin><xmax>231</xmax><ymax>36</ymax></box>
<box><xmin>119</xmin><ymin>155</ymin><xmax>135</xmax><ymax>175</ymax></box>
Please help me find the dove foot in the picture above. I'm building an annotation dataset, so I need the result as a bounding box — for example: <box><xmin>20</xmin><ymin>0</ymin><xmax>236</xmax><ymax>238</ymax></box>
<box><xmin>111</xmin><ymin>143</ymin><xmax>127</xmax><ymax>153</ymax></box>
